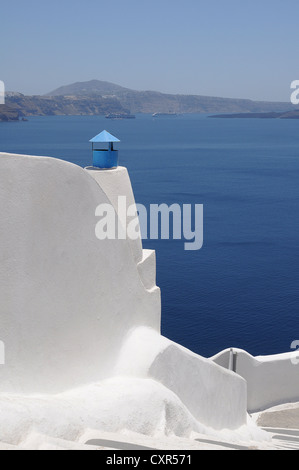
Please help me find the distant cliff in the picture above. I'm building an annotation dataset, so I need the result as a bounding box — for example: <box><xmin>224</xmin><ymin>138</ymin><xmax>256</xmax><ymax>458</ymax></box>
<box><xmin>0</xmin><ymin>105</ymin><xmax>19</xmax><ymax>122</ymax></box>
<box><xmin>5</xmin><ymin>92</ymin><xmax>129</xmax><ymax>118</ymax></box>
<box><xmin>4</xmin><ymin>80</ymin><xmax>299</xmax><ymax>118</ymax></box>
<box><xmin>47</xmin><ymin>80</ymin><xmax>299</xmax><ymax>114</ymax></box>
<box><xmin>112</xmin><ymin>90</ymin><xmax>299</xmax><ymax>114</ymax></box>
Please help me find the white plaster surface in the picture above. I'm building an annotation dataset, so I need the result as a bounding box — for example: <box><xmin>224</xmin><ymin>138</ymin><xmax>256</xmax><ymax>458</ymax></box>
<box><xmin>0</xmin><ymin>377</ymin><xmax>269</xmax><ymax>449</ymax></box>
<box><xmin>212</xmin><ymin>348</ymin><xmax>299</xmax><ymax>413</ymax></box>
<box><xmin>137</xmin><ymin>249</ymin><xmax>157</xmax><ymax>290</ymax></box>
<box><xmin>85</xmin><ymin>166</ymin><xmax>143</xmax><ymax>264</ymax></box>
<box><xmin>115</xmin><ymin>327</ymin><xmax>248</xmax><ymax>430</ymax></box>
<box><xmin>0</xmin><ymin>152</ymin><xmax>292</xmax><ymax>450</ymax></box>
<box><xmin>0</xmin><ymin>153</ymin><xmax>160</xmax><ymax>394</ymax></box>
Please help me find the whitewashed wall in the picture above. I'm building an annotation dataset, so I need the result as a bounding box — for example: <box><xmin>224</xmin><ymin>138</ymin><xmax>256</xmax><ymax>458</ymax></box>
<box><xmin>212</xmin><ymin>348</ymin><xmax>299</xmax><ymax>412</ymax></box>
<box><xmin>115</xmin><ymin>327</ymin><xmax>248</xmax><ymax>430</ymax></box>
<box><xmin>0</xmin><ymin>152</ymin><xmax>250</xmax><ymax>433</ymax></box>
<box><xmin>0</xmin><ymin>153</ymin><xmax>160</xmax><ymax>394</ymax></box>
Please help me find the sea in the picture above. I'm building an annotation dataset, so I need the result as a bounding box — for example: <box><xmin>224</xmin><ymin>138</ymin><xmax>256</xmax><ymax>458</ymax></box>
<box><xmin>0</xmin><ymin>113</ymin><xmax>298</xmax><ymax>358</ymax></box>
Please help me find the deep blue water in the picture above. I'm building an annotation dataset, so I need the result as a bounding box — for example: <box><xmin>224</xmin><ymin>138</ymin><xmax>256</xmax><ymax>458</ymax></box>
<box><xmin>0</xmin><ymin>114</ymin><xmax>299</xmax><ymax>358</ymax></box>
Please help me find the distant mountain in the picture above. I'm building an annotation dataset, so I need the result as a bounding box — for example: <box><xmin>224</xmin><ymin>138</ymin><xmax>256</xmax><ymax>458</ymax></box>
<box><xmin>46</xmin><ymin>80</ymin><xmax>299</xmax><ymax>115</ymax></box>
<box><xmin>2</xmin><ymin>80</ymin><xmax>299</xmax><ymax>120</ymax></box>
<box><xmin>47</xmin><ymin>80</ymin><xmax>131</xmax><ymax>97</ymax></box>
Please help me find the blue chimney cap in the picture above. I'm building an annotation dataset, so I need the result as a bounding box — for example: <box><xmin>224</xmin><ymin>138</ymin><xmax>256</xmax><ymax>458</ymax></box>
<box><xmin>89</xmin><ymin>130</ymin><xmax>120</xmax><ymax>143</ymax></box>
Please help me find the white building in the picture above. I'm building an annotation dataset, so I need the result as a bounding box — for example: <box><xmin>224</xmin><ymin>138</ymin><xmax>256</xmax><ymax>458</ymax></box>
<box><xmin>0</xmin><ymin>147</ymin><xmax>298</xmax><ymax>450</ymax></box>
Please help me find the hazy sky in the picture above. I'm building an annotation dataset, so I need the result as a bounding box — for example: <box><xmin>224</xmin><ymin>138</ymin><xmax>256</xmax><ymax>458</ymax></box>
<box><xmin>1</xmin><ymin>0</ymin><xmax>298</xmax><ymax>101</ymax></box>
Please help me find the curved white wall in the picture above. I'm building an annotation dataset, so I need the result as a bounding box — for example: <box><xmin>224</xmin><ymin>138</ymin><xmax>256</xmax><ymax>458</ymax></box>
<box><xmin>212</xmin><ymin>348</ymin><xmax>299</xmax><ymax>413</ymax></box>
<box><xmin>85</xmin><ymin>166</ymin><xmax>143</xmax><ymax>265</ymax></box>
<box><xmin>0</xmin><ymin>152</ymin><xmax>258</xmax><ymax>437</ymax></box>
<box><xmin>115</xmin><ymin>327</ymin><xmax>248</xmax><ymax>430</ymax></box>
<box><xmin>0</xmin><ymin>153</ymin><xmax>160</xmax><ymax>394</ymax></box>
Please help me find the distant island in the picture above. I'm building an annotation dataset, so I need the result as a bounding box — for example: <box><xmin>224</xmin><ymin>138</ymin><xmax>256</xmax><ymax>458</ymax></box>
<box><xmin>1</xmin><ymin>91</ymin><xmax>130</xmax><ymax>122</ymax></box>
<box><xmin>209</xmin><ymin>110</ymin><xmax>299</xmax><ymax>119</ymax></box>
<box><xmin>1</xmin><ymin>79</ymin><xmax>299</xmax><ymax>121</ymax></box>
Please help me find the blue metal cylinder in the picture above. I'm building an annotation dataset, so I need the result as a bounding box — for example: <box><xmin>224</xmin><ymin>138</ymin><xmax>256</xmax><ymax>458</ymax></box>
<box><xmin>93</xmin><ymin>149</ymin><xmax>118</xmax><ymax>169</ymax></box>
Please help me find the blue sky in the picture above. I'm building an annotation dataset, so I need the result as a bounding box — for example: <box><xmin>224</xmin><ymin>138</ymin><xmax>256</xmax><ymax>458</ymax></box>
<box><xmin>1</xmin><ymin>0</ymin><xmax>298</xmax><ymax>101</ymax></box>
